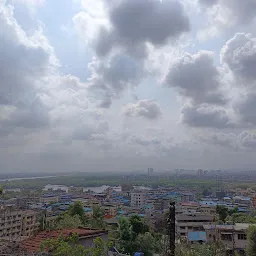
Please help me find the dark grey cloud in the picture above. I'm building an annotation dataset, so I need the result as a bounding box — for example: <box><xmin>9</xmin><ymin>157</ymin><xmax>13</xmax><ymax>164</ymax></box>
<box><xmin>240</xmin><ymin>131</ymin><xmax>256</xmax><ymax>149</ymax></box>
<box><xmin>123</xmin><ymin>99</ymin><xmax>162</xmax><ymax>120</ymax></box>
<box><xmin>88</xmin><ymin>54</ymin><xmax>144</xmax><ymax>107</ymax></box>
<box><xmin>221</xmin><ymin>33</ymin><xmax>256</xmax><ymax>86</ymax></box>
<box><xmin>181</xmin><ymin>104</ymin><xmax>232</xmax><ymax>129</ymax></box>
<box><xmin>198</xmin><ymin>0</ymin><xmax>218</xmax><ymax>7</ymax></box>
<box><xmin>129</xmin><ymin>135</ymin><xmax>161</xmax><ymax>147</ymax></box>
<box><xmin>235</xmin><ymin>93</ymin><xmax>256</xmax><ymax>126</ymax></box>
<box><xmin>199</xmin><ymin>133</ymin><xmax>237</xmax><ymax>148</ymax></box>
<box><xmin>94</xmin><ymin>0</ymin><xmax>190</xmax><ymax>57</ymax></box>
<box><xmin>164</xmin><ymin>51</ymin><xmax>226</xmax><ymax>105</ymax></box>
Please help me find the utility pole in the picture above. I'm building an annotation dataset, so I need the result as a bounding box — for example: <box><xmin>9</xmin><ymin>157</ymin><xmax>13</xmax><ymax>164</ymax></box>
<box><xmin>167</xmin><ymin>201</ymin><xmax>175</xmax><ymax>256</ymax></box>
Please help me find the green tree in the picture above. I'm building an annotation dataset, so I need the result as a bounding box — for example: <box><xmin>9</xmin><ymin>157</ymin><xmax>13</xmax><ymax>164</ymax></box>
<box><xmin>129</xmin><ymin>215</ymin><xmax>149</xmax><ymax>238</ymax></box>
<box><xmin>216</xmin><ymin>205</ymin><xmax>229</xmax><ymax>223</ymax></box>
<box><xmin>246</xmin><ymin>225</ymin><xmax>256</xmax><ymax>256</ymax></box>
<box><xmin>136</xmin><ymin>232</ymin><xmax>160</xmax><ymax>256</ymax></box>
<box><xmin>91</xmin><ymin>237</ymin><xmax>110</xmax><ymax>256</ymax></box>
<box><xmin>228</xmin><ymin>213</ymin><xmax>256</xmax><ymax>224</ymax></box>
<box><xmin>117</xmin><ymin>216</ymin><xmax>155</xmax><ymax>256</ymax></box>
<box><xmin>41</xmin><ymin>233</ymin><xmax>90</xmax><ymax>256</ymax></box>
<box><xmin>56</xmin><ymin>214</ymin><xmax>83</xmax><ymax>229</ymax></box>
<box><xmin>0</xmin><ymin>187</ymin><xmax>3</xmax><ymax>195</ymax></box>
<box><xmin>176</xmin><ymin>244</ymin><xmax>225</xmax><ymax>256</ymax></box>
<box><xmin>68</xmin><ymin>201</ymin><xmax>88</xmax><ymax>225</ymax></box>
<box><xmin>92</xmin><ymin>206</ymin><xmax>105</xmax><ymax>228</ymax></box>
<box><xmin>118</xmin><ymin>217</ymin><xmax>134</xmax><ymax>254</ymax></box>
<box><xmin>41</xmin><ymin>234</ymin><xmax>110</xmax><ymax>256</ymax></box>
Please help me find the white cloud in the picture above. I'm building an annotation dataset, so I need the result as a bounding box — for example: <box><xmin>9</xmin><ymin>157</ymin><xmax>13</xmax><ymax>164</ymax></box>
<box><xmin>123</xmin><ymin>100</ymin><xmax>162</xmax><ymax>120</ymax></box>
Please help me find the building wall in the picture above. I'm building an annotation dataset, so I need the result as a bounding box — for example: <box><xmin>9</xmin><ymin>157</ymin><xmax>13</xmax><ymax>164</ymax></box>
<box><xmin>205</xmin><ymin>228</ymin><xmax>247</xmax><ymax>250</ymax></box>
<box><xmin>176</xmin><ymin>213</ymin><xmax>214</xmax><ymax>239</ymax></box>
<box><xmin>40</xmin><ymin>196</ymin><xmax>59</xmax><ymax>204</ymax></box>
<box><xmin>131</xmin><ymin>191</ymin><xmax>146</xmax><ymax>208</ymax></box>
<box><xmin>0</xmin><ymin>206</ymin><xmax>39</xmax><ymax>241</ymax></box>
<box><xmin>78</xmin><ymin>233</ymin><xmax>108</xmax><ymax>248</ymax></box>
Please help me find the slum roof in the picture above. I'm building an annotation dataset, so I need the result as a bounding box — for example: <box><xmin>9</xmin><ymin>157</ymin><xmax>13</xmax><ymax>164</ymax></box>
<box><xmin>188</xmin><ymin>232</ymin><xmax>206</xmax><ymax>242</ymax></box>
<box><xmin>20</xmin><ymin>228</ymin><xmax>108</xmax><ymax>253</ymax></box>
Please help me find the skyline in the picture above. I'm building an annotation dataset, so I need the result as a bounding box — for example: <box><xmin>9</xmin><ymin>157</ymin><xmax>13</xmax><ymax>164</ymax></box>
<box><xmin>1</xmin><ymin>0</ymin><xmax>256</xmax><ymax>172</ymax></box>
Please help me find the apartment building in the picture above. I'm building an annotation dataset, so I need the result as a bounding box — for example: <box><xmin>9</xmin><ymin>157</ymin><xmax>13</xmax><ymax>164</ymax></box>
<box><xmin>131</xmin><ymin>191</ymin><xmax>146</xmax><ymax>208</ymax></box>
<box><xmin>204</xmin><ymin>223</ymin><xmax>251</xmax><ymax>254</ymax></box>
<box><xmin>0</xmin><ymin>206</ymin><xmax>39</xmax><ymax>241</ymax></box>
<box><xmin>176</xmin><ymin>212</ymin><xmax>214</xmax><ymax>240</ymax></box>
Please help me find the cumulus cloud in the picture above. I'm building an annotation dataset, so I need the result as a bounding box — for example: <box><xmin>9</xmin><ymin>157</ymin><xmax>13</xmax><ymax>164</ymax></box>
<box><xmin>87</xmin><ymin>54</ymin><xmax>144</xmax><ymax>107</ymax></box>
<box><xmin>75</xmin><ymin>0</ymin><xmax>190</xmax><ymax>58</ymax></box>
<box><xmin>221</xmin><ymin>33</ymin><xmax>256</xmax><ymax>86</ymax></box>
<box><xmin>198</xmin><ymin>0</ymin><xmax>256</xmax><ymax>39</ymax></box>
<box><xmin>123</xmin><ymin>99</ymin><xmax>162</xmax><ymax>120</ymax></box>
<box><xmin>164</xmin><ymin>51</ymin><xmax>226</xmax><ymax>105</ymax></box>
<box><xmin>181</xmin><ymin>104</ymin><xmax>232</xmax><ymax>129</ymax></box>
<box><xmin>0</xmin><ymin>2</ymin><xmax>56</xmax><ymax>133</ymax></box>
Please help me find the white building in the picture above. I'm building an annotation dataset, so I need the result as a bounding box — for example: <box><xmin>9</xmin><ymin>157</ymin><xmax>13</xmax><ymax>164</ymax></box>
<box><xmin>131</xmin><ymin>191</ymin><xmax>146</xmax><ymax>208</ymax></box>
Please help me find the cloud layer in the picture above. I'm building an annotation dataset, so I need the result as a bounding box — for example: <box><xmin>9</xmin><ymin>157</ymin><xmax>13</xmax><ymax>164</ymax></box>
<box><xmin>1</xmin><ymin>0</ymin><xmax>256</xmax><ymax>172</ymax></box>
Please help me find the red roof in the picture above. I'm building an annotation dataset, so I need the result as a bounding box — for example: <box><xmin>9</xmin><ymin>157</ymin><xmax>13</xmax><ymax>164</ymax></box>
<box><xmin>20</xmin><ymin>228</ymin><xmax>108</xmax><ymax>253</ymax></box>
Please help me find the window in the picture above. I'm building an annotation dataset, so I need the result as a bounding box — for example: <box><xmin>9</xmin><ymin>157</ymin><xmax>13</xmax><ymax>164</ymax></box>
<box><xmin>221</xmin><ymin>233</ymin><xmax>232</xmax><ymax>241</ymax></box>
<box><xmin>238</xmin><ymin>234</ymin><xmax>247</xmax><ymax>240</ymax></box>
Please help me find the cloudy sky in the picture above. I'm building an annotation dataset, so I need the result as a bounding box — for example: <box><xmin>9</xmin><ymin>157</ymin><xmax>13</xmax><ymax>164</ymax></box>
<box><xmin>1</xmin><ymin>0</ymin><xmax>256</xmax><ymax>173</ymax></box>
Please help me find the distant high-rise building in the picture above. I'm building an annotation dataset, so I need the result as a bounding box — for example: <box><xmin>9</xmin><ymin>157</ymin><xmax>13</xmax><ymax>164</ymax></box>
<box><xmin>197</xmin><ymin>169</ymin><xmax>203</xmax><ymax>176</ymax></box>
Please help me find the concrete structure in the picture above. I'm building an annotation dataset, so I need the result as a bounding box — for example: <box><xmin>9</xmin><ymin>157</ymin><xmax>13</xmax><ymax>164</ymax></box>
<box><xmin>0</xmin><ymin>206</ymin><xmax>39</xmax><ymax>241</ymax></box>
<box><xmin>176</xmin><ymin>212</ymin><xmax>214</xmax><ymax>240</ymax></box>
<box><xmin>204</xmin><ymin>223</ymin><xmax>251</xmax><ymax>254</ymax></box>
<box><xmin>131</xmin><ymin>191</ymin><xmax>146</xmax><ymax>208</ymax></box>
<box><xmin>102</xmin><ymin>204</ymin><xmax>117</xmax><ymax>217</ymax></box>
<box><xmin>252</xmin><ymin>196</ymin><xmax>256</xmax><ymax>208</ymax></box>
<box><xmin>40</xmin><ymin>194</ymin><xmax>59</xmax><ymax>204</ymax></box>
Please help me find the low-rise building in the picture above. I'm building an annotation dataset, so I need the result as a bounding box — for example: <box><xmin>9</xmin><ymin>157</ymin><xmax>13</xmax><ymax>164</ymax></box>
<box><xmin>176</xmin><ymin>212</ymin><xmax>214</xmax><ymax>240</ymax></box>
<box><xmin>40</xmin><ymin>194</ymin><xmax>59</xmax><ymax>204</ymax></box>
<box><xmin>204</xmin><ymin>223</ymin><xmax>252</xmax><ymax>254</ymax></box>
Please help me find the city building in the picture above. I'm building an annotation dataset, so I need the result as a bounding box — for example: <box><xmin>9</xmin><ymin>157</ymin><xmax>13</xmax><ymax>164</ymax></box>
<box><xmin>204</xmin><ymin>223</ymin><xmax>252</xmax><ymax>254</ymax></box>
<box><xmin>40</xmin><ymin>194</ymin><xmax>59</xmax><ymax>204</ymax></box>
<box><xmin>176</xmin><ymin>212</ymin><xmax>214</xmax><ymax>240</ymax></box>
<box><xmin>131</xmin><ymin>191</ymin><xmax>146</xmax><ymax>209</ymax></box>
<box><xmin>0</xmin><ymin>206</ymin><xmax>39</xmax><ymax>241</ymax></box>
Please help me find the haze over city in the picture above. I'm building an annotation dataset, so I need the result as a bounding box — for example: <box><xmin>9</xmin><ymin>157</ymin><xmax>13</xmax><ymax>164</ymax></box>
<box><xmin>1</xmin><ymin>0</ymin><xmax>256</xmax><ymax>173</ymax></box>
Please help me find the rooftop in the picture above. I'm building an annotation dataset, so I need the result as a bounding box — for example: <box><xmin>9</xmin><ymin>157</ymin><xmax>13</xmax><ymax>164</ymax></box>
<box><xmin>20</xmin><ymin>228</ymin><xmax>108</xmax><ymax>253</ymax></box>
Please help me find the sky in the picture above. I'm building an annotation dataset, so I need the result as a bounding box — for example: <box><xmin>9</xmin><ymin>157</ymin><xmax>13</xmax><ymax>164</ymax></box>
<box><xmin>1</xmin><ymin>0</ymin><xmax>256</xmax><ymax>173</ymax></box>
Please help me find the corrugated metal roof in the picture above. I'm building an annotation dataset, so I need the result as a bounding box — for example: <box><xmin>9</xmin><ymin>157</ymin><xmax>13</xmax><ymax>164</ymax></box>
<box><xmin>188</xmin><ymin>232</ymin><xmax>206</xmax><ymax>241</ymax></box>
<box><xmin>20</xmin><ymin>228</ymin><xmax>108</xmax><ymax>253</ymax></box>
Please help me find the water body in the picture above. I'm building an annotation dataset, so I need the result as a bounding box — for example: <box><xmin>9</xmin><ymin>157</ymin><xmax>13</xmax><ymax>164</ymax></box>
<box><xmin>0</xmin><ymin>176</ymin><xmax>56</xmax><ymax>182</ymax></box>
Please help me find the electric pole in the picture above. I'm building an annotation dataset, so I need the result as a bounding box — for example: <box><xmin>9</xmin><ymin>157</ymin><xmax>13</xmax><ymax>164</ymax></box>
<box><xmin>167</xmin><ymin>200</ymin><xmax>175</xmax><ymax>256</ymax></box>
